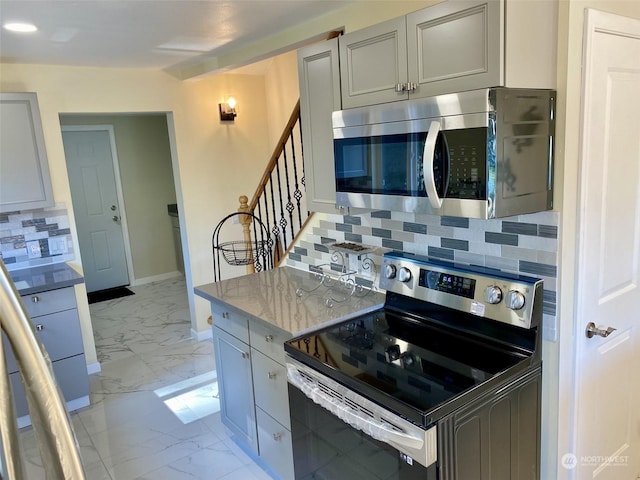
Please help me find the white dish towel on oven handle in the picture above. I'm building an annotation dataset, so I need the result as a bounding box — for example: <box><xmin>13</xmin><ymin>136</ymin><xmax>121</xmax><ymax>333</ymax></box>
<box><xmin>287</xmin><ymin>363</ymin><xmax>424</xmax><ymax>451</ymax></box>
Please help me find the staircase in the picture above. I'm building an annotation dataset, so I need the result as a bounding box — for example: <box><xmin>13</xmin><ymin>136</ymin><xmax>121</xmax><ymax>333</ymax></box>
<box><xmin>238</xmin><ymin>99</ymin><xmax>312</xmax><ymax>269</ymax></box>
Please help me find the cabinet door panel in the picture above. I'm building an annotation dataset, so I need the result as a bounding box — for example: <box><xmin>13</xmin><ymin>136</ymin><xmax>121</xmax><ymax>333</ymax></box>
<box><xmin>252</xmin><ymin>349</ymin><xmax>290</xmax><ymax>429</ymax></box>
<box><xmin>3</xmin><ymin>308</ymin><xmax>83</xmax><ymax>374</ymax></box>
<box><xmin>211</xmin><ymin>302</ymin><xmax>249</xmax><ymax>343</ymax></box>
<box><xmin>22</xmin><ymin>286</ymin><xmax>77</xmax><ymax>318</ymax></box>
<box><xmin>298</xmin><ymin>38</ymin><xmax>343</xmax><ymax>214</ymax></box>
<box><xmin>256</xmin><ymin>408</ymin><xmax>294</xmax><ymax>480</ymax></box>
<box><xmin>249</xmin><ymin>320</ymin><xmax>289</xmax><ymax>365</ymax></box>
<box><xmin>213</xmin><ymin>326</ymin><xmax>258</xmax><ymax>453</ymax></box>
<box><xmin>0</xmin><ymin>93</ymin><xmax>54</xmax><ymax>212</ymax></box>
<box><xmin>10</xmin><ymin>354</ymin><xmax>89</xmax><ymax>419</ymax></box>
<box><xmin>340</xmin><ymin>17</ymin><xmax>408</xmax><ymax>108</ymax></box>
<box><xmin>407</xmin><ymin>0</ymin><xmax>502</xmax><ymax>98</ymax></box>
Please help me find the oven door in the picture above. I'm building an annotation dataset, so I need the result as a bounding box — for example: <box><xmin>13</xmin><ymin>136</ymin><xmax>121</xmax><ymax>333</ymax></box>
<box><xmin>287</xmin><ymin>358</ymin><xmax>438</xmax><ymax>480</ymax></box>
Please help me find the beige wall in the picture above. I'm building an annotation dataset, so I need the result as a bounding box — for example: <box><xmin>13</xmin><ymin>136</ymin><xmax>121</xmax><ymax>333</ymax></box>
<box><xmin>59</xmin><ymin>114</ymin><xmax>178</xmax><ymax>281</ymax></box>
<box><xmin>0</xmin><ymin>65</ymin><xmax>274</xmax><ymax>364</ymax></box>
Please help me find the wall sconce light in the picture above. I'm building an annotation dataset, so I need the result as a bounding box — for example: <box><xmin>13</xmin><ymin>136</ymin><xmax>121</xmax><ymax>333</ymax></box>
<box><xmin>219</xmin><ymin>96</ymin><xmax>237</xmax><ymax>121</ymax></box>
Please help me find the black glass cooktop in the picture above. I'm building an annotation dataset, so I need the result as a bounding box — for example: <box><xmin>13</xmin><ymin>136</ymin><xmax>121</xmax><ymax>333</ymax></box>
<box><xmin>285</xmin><ymin>308</ymin><xmax>531</xmax><ymax>420</ymax></box>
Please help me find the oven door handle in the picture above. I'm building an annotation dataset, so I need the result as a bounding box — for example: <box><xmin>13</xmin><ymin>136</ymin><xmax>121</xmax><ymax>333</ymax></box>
<box><xmin>423</xmin><ymin>120</ymin><xmax>443</xmax><ymax>209</ymax></box>
<box><xmin>287</xmin><ymin>364</ymin><xmax>424</xmax><ymax>451</ymax></box>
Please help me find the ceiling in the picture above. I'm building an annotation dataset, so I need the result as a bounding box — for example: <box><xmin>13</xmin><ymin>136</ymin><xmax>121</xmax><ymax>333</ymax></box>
<box><xmin>0</xmin><ymin>0</ymin><xmax>350</xmax><ymax>77</ymax></box>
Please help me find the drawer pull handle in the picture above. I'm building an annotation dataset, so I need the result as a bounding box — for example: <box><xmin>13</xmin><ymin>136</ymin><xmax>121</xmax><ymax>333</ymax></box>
<box><xmin>272</xmin><ymin>432</ymin><xmax>282</xmax><ymax>442</ymax></box>
<box><xmin>32</xmin><ymin>296</ymin><xmax>40</xmax><ymax>303</ymax></box>
<box><xmin>265</xmin><ymin>334</ymin><xmax>274</xmax><ymax>342</ymax></box>
<box><xmin>268</xmin><ymin>372</ymin><xmax>277</xmax><ymax>380</ymax></box>
<box><xmin>36</xmin><ymin>324</ymin><xmax>44</xmax><ymax>331</ymax></box>
<box><xmin>241</xmin><ymin>351</ymin><xmax>249</xmax><ymax>359</ymax></box>
<box><xmin>221</xmin><ymin>312</ymin><xmax>230</xmax><ymax>319</ymax></box>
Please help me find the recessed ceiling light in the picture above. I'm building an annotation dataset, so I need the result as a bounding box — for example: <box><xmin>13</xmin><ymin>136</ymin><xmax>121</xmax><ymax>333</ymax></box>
<box><xmin>4</xmin><ymin>22</ymin><xmax>38</xmax><ymax>33</ymax></box>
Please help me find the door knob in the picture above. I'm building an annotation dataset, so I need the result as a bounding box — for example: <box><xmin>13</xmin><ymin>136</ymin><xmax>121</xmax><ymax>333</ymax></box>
<box><xmin>585</xmin><ymin>322</ymin><xmax>616</xmax><ymax>339</ymax></box>
<box><xmin>112</xmin><ymin>215</ymin><xmax>120</xmax><ymax>222</ymax></box>
<box><xmin>110</xmin><ymin>205</ymin><xmax>117</xmax><ymax>211</ymax></box>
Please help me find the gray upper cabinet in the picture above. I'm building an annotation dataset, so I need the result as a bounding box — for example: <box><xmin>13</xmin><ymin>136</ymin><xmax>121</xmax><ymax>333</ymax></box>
<box><xmin>339</xmin><ymin>0</ymin><xmax>556</xmax><ymax>108</ymax></box>
<box><xmin>406</xmin><ymin>0</ymin><xmax>502</xmax><ymax>98</ymax></box>
<box><xmin>298</xmin><ymin>38</ymin><xmax>345</xmax><ymax>214</ymax></box>
<box><xmin>339</xmin><ymin>17</ymin><xmax>408</xmax><ymax>109</ymax></box>
<box><xmin>0</xmin><ymin>92</ymin><xmax>54</xmax><ymax>213</ymax></box>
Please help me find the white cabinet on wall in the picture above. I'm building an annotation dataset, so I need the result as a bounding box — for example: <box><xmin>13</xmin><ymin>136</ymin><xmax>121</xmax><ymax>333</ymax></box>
<box><xmin>298</xmin><ymin>37</ymin><xmax>345</xmax><ymax>215</ymax></box>
<box><xmin>339</xmin><ymin>0</ymin><xmax>556</xmax><ymax>108</ymax></box>
<box><xmin>0</xmin><ymin>92</ymin><xmax>54</xmax><ymax>212</ymax></box>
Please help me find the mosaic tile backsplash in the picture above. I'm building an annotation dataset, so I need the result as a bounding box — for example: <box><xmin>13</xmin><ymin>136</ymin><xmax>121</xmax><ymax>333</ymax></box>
<box><xmin>0</xmin><ymin>204</ymin><xmax>75</xmax><ymax>271</ymax></box>
<box><xmin>286</xmin><ymin>210</ymin><xmax>559</xmax><ymax>342</ymax></box>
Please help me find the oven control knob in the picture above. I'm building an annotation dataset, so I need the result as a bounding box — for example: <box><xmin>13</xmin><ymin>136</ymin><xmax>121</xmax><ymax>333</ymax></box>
<box><xmin>383</xmin><ymin>264</ymin><xmax>397</xmax><ymax>279</ymax></box>
<box><xmin>506</xmin><ymin>290</ymin><xmax>526</xmax><ymax>310</ymax></box>
<box><xmin>484</xmin><ymin>286</ymin><xmax>503</xmax><ymax>304</ymax></box>
<box><xmin>398</xmin><ymin>267</ymin><xmax>412</xmax><ymax>283</ymax></box>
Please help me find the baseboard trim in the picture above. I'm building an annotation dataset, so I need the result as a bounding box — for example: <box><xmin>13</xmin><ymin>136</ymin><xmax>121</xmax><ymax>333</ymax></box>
<box><xmin>87</xmin><ymin>362</ymin><xmax>101</xmax><ymax>375</ymax></box>
<box><xmin>132</xmin><ymin>271</ymin><xmax>183</xmax><ymax>286</ymax></box>
<box><xmin>192</xmin><ymin>327</ymin><xmax>213</xmax><ymax>342</ymax></box>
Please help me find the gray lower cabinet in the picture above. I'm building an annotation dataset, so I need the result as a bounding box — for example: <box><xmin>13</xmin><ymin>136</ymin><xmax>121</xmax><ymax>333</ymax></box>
<box><xmin>2</xmin><ymin>286</ymin><xmax>90</xmax><ymax>427</ymax></box>
<box><xmin>213</xmin><ymin>325</ymin><xmax>258</xmax><ymax>453</ymax></box>
<box><xmin>0</xmin><ymin>92</ymin><xmax>54</xmax><ymax>212</ymax></box>
<box><xmin>211</xmin><ymin>301</ymin><xmax>294</xmax><ymax>480</ymax></box>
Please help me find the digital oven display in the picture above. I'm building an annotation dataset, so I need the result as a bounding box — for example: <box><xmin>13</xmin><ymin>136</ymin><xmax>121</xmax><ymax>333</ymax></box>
<box><xmin>419</xmin><ymin>269</ymin><xmax>476</xmax><ymax>299</ymax></box>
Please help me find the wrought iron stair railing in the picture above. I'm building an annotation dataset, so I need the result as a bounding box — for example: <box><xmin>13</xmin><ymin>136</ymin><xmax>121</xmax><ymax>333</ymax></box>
<box><xmin>243</xmin><ymin>99</ymin><xmax>312</xmax><ymax>268</ymax></box>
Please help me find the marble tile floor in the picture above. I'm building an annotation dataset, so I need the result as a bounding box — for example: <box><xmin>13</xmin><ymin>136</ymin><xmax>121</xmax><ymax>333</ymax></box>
<box><xmin>18</xmin><ymin>276</ymin><xmax>272</xmax><ymax>480</ymax></box>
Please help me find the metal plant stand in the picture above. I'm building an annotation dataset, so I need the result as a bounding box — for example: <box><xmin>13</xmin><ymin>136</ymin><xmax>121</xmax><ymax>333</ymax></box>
<box><xmin>212</xmin><ymin>212</ymin><xmax>273</xmax><ymax>282</ymax></box>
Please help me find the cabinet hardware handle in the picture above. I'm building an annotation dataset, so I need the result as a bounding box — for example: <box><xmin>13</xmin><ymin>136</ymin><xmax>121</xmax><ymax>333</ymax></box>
<box><xmin>222</xmin><ymin>312</ymin><xmax>229</xmax><ymax>319</ymax></box>
<box><xmin>32</xmin><ymin>296</ymin><xmax>40</xmax><ymax>303</ymax></box>
<box><xmin>112</xmin><ymin>215</ymin><xmax>120</xmax><ymax>222</ymax></box>
<box><xmin>36</xmin><ymin>324</ymin><xmax>44</xmax><ymax>331</ymax></box>
<box><xmin>395</xmin><ymin>83</ymin><xmax>406</xmax><ymax>92</ymax></box>
<box><xmin>241</xmin><ymin>351</ymin><xmax>249</xmax><ymax>359</ymax></box>
<box><xmin>265</xmin><ymin>334</ymin><xmax>274</xmax><ymax>342</ymax></box>
<box><xmin>272</xmin><ymin>432</ymin><xmax>282</xmax><ymax>441</ymax></box>
<box><xmin>268</xmin><ymin>372</ymin><xmax>277</xmax><ymax>380</ymax></box>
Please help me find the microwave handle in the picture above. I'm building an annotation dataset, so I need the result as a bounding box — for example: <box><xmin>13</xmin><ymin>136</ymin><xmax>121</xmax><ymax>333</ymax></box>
<box><xmin>423</xmin><ymin>121</ymin><xmax>443</xmax><ymax>209</ymax></box>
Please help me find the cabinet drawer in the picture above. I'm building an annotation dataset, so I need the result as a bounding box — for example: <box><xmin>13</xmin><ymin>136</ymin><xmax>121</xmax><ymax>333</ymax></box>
<box><xmin>3</xmin><ymin>308</ymin><xmax>83</xmax><ymax>374</ymax></box>
<box><xmin>211</xmin><ymin>302</ymin><xmax>249</xmax><ymax>343</ymax></box>
<box><xmin>249</xmin><ymin>321</ymin><xmax>289</xmax><ymax>365</ymax></box>
<box><xmin>256</xmin><ymin>408</ymin><xmax>294</xmax><ymax>480</ymax></box>
<box><xmin>252</xmin><ymin>349</ymin><xmax>290</xmax><ymax>429</ymax></box>
<box><xmin>22</xmin><ymin>287</ymin><xmax>77</xmax><ymax>318</ymax></box>
<box><xmin>10</xmin><ymin>353</ymin><xmax>89</xmax><ymax>418</ymax></box>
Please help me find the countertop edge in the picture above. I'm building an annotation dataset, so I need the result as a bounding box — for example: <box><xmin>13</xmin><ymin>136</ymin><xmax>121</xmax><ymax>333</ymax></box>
<box><xmin>9</xmin><ymin>263</ymin><xmax>85</xmax><ymax>296</ymax></box>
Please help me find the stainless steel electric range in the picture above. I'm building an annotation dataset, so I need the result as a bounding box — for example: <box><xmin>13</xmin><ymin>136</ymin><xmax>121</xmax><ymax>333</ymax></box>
<box><xmin>285</xmin><ymin>251</ymin><xmax>543</xmax><ymax>480</ymax></box>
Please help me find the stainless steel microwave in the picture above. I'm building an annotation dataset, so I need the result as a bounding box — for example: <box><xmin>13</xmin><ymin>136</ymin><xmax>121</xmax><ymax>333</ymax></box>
<box><xmin>332</xmin><ymin>88</ymin><xmax>556</xmax><ymax>219</ymax></box>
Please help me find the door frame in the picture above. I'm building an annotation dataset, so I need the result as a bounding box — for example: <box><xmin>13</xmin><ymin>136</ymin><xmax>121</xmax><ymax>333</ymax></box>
<box><xmin>557</xmin><ymin>7</ymin><xmax>640</xmax><ymax>479</ymax></box>
<box><xmin>62</xmin><ymin>124</ymin><xmax>135</xmax><ymax>288</ymax></box>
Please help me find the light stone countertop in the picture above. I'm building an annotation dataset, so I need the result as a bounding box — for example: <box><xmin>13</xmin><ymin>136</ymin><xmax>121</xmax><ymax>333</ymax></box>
<box><xmin>194</xmin><ymin>266</ymin><xmax>385</xmax><ymax>337</ymax></box>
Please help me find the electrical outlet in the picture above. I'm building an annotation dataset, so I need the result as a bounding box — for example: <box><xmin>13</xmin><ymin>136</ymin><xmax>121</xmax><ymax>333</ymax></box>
<box><xmin>48</xmin><ymin>237</ymin><xmax>68</xmax><ymax>255</ymax></box>
<box><xmin>27</xmin><ymin>241</ymin><xmax>42</xmax><ymax>259</ymax></box>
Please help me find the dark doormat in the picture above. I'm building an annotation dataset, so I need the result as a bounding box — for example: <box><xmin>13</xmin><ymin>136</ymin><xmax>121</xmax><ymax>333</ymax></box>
<box><xmin>87</xmin><ymin>286</ymin><xmax>135</xmax><ymax>304</ymax></box>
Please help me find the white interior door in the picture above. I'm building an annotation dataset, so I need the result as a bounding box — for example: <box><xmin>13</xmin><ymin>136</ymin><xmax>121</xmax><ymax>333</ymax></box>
<box><xmin>572</xmin><ymin>9</ymin><xmax>640</xmax><ymax>479</ymax></box>
<box><xmin>62</xmin><ymin>127</ymin><xmax>131</xmax><ymax>293</ymax></box>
